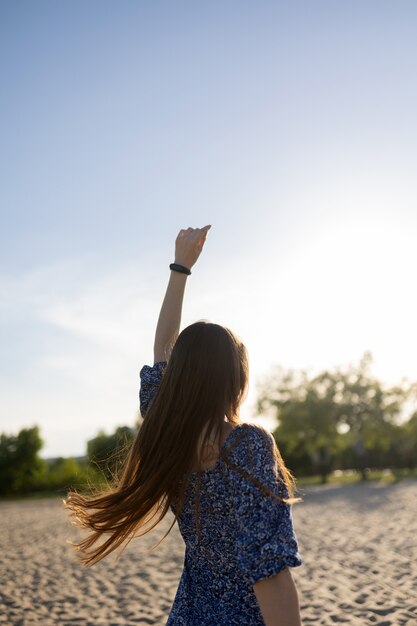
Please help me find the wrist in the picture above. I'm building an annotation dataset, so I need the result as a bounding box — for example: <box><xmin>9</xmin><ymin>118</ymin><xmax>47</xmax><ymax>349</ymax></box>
<box><xmin>169</xmin><ymin>267</ymin><xmax>189</xmax><ymax>274</ymax></box>
<box><xmin>174</xmin><ymin>258</ymin><xmax>192</xmax><ymax>269</ymax></box>
<box><xmin>170</xmin><ymin>261</ymin><xmax>192</xmax><ymax>275</ymax></box>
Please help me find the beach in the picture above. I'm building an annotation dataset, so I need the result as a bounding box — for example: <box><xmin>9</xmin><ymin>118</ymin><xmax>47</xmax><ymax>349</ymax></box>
<box><xmin>0</xmin><ymin>480</ymin><xmax>416</xmax><ymax>625</ymax></box>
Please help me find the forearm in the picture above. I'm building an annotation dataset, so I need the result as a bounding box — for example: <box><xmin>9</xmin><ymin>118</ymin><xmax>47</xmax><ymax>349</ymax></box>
<box><xmin>152</xmin><ymin>224</ymin><xmax>211</xmax><ymax>363</ymax></box>
<box><xmin>253</xmin><ymin>568</ymin><xmax>302</xmax><ymax>626</ymax></box>
<box><xmin>153</xmin><ymin>270</ymin><xmax>188</xmax><ymax>363</ymax></box>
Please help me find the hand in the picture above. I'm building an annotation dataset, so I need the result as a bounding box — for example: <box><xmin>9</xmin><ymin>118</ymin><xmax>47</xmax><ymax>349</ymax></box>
<box><xmin>174</xmin><ymin>225</ymin><xmax>211</xmax><ymax>270</ymax></box>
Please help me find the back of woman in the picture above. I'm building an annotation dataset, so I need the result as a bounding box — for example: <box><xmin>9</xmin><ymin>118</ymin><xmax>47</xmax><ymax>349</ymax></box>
<box><xmin>64</xmin><ymin>225</ymin><xmax>304</xmax><ymax>626</ymax></box>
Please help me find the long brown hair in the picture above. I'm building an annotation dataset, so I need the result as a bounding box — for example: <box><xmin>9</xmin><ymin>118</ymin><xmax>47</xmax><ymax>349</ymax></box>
<box><xmin>64</xmin><ymin>320</ymin><xmax>301</xmax><ymax>566</ymax></box>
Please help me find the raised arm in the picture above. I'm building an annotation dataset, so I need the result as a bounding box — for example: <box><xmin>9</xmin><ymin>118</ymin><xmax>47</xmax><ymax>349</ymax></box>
<box><xmin>153</xmin><ymin>225</ymin><xmax>211</xmax><ymax>364</ymax></box>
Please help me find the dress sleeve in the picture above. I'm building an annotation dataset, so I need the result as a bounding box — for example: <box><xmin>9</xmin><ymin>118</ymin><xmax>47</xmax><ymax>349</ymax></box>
<box><xmin>228</xmin><ymin>424</ymin><xmax>303</xmax><ymax>587</ymax></box>
<box><xmin>139</xmin><ymin>361</ymin><xmax>167</xmax><ymax>416</ymax></box>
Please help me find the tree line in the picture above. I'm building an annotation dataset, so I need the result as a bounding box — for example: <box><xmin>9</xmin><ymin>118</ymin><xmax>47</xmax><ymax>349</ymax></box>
<box><xmin>0</xmin><ymin>425</ymin><xmax>136</xmax><ymax>496</ymax></box>
<box><xmin>259</xmin><ymin>351</ymin><xmax>417</xmax><ymax>482</ymax></box>
<box><xmin>1</xmin><ymin>351</ymin><xmax>416</xmax><ymax>496</ymax></box>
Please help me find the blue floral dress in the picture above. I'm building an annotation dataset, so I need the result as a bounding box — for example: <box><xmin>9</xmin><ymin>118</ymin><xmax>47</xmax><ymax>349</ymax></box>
<box><xmin>140</xmin><ymin>361</ymin><xmax>303</xmax><ymax>625</ymax></box>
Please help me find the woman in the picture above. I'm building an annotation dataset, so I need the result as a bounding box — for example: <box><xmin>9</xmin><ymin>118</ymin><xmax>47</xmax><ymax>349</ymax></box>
<box><xmin>64</xmin><ymin>225</ymin><xmax>304</xmax><ymax>626</ymax></box>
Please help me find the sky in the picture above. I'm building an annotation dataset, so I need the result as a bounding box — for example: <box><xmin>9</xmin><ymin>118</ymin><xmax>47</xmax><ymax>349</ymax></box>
<box><xmin>1</xmin><ymin>0</ymin><xmax>417</xmax><ymax>458</ymax></box>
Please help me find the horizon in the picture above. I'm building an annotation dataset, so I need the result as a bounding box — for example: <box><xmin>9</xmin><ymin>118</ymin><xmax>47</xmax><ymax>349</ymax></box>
<box><xmin>1</xmin><ymin>1</ymin><xmax>417</xmax><ymax>457</ymax></box>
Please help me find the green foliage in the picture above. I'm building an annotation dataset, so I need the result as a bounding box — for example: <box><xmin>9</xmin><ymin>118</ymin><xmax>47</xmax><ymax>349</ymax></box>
<box><xmin>41</xmin><ymin>456</ymin><xmax>103</xmax><ymax>492</ymax></box>
<box><xmin>87</xmin><ymin>425</ymin><xmax>136</xmax><ymax>481</ymax></box>
<box><xmin>2</xmin><ymin>363</ymin><xmax>415</xmax><ymax>499</ymax></box>
<box><xmin>395</xmin><ymin>411</ymin><xmax>417</xmax><ymax>469</ymax></box>
<box><xmin>0</xmin><ymin>424</ymin><xmax>134</xmax><ymax>497</ymax></box>
<box><xmin>257</xmin><ymin>351</ymin><xmax>417</xmax><ymax>483</ymax></box>
<box><xmin>0</xmin><ymin>426</ymin><xmax>47</xmax><ymax>495</ymax></box>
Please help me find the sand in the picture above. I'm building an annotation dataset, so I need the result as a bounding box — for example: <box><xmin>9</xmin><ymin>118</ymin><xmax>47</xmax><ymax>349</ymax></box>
<box><xmin>0</xmin><ymin>479</ymin><xmax>416</xmax><ymax>625</ymax></box>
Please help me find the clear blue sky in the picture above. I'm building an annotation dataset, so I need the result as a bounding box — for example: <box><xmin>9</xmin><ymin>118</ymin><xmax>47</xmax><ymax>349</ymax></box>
<box><xmin>1</xmin><ymin>1</ymin><xmax>417</xmax><ymax>457</ymax></box>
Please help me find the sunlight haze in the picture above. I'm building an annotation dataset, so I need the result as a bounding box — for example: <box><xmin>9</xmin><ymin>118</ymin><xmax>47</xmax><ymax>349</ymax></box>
<box><xmin>1</xmin><ymin>1</ymin><xmax>416</xmax><ymax>457</ymax></box>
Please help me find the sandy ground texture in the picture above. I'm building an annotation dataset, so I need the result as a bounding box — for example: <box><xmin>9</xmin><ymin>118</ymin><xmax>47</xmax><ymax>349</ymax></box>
<box><xmin>0</xmin><ymin>479</ymin><xmax>416</xmax><ymax>626</ymax></box>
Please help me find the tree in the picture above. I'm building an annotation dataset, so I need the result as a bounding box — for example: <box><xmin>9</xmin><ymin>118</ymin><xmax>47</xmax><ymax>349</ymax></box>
<box><xmin>394</xmin><ymin>411</ymin><xmax>417</xmax><ymax>470</ymax></box>
<box><xmin>328</xmin><ymin>352</ymin><xmax>410</xmax><ymax>478</ymax></box>
<box><xmin>0</xmin><ymin>426</ymin><xmax>47</xmax><ymax>494</ymax></box>
<box><xmin>46</xmin><ymin>457</ymin><xmax>86</xmax><ymax>490</ymax></box>
<box><xmin>257</xmin><ymin>366</ymin><xmax>342</xmax><ymax>483</ymax></box>
<box><xmin>257</xmin><ymin>351</ymin><xmax>414</xmax><ymax>482</ymax></box>
<box><xmin>87</xmin><ymin>425</ymin><xmax>136</xmax><ymax>480</ymax></box>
